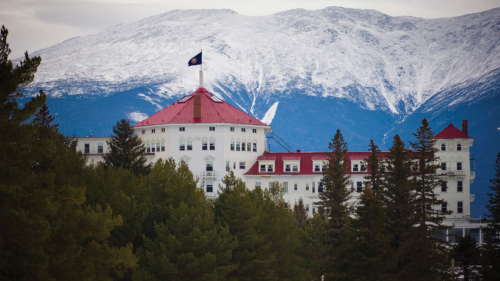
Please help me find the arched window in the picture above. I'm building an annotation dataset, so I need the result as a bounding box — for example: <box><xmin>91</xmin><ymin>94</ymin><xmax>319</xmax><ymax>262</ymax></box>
<box><xmin>253</xmin><ymin>139</ymin><xmax>258</xmax><ymax>152</ymax></box>
<box><xmin>209</xmin><ymin>137</ymin><xmax>215</xmax><ymax>150</ymax></box>
<box><xmin>146</xmin><ymin>140</ymin><xmax>151</xmax><ymax>153</ymax></box>
<box><xmin>241</xmin><ymin>138</ymin><xmax>246</xmax><ymax>151</ymax></box>
<box><xmin>151</xmin><ymin>139</ymin><xmax>156</xmax><ymax>152</ymax></box>
<box><xmin>161</xmin><ymin>138</ymin><xmax>165</xmax><ymax>152</ymax></box>
<box><xmin>187</xmin><ymin>137</ymin><xmax>193</xmax><ymax>151</ymax></box>
<box><xmin>236</xmin><ymin>138</ymin><xmax>241</xmax><ymax>151</ymax></box>
<box><xmin>179</xmin><ymin>138</ymin><xmax>185</xmax><ymax>151</ymax></box>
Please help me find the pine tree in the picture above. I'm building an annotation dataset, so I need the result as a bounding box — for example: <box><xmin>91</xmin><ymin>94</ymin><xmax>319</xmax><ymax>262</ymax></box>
<box><xmin>409</xmin><ymin>119</ymin><xmax>451</xmax><ymax>279</ymax></box>
<box><xmin>318</xmin><ymin>129</ymin><xmax>352</xmax><ymax>279</ymax></box>
<box><xmin>293</xmin><ymin>198</ymin><xmax>309</xmax><ymax>228</ymax></box>
<box><xmin>364</xmin><ymin>139</ymin><xmax>384</xmax><ymax>195</ymax></box>
<box><xmin>104</xmin><ymin>119</ymin><xmax>150</xmax><ymax>176</ymax></box>
<box><xmin>380</xmin><ymin>134</ymin><xmax>418</xmax><ymax>279</ymax></box>
<box><xmin>34</xmin><ymin>103</ymin><xmax>59</xmax><ymax>139</ymax></box>
<box><xmin>452</xmin><ymin>234</ymin><xmax>481</xmax><ymax>281</ymax></box>
<box><xmin>482</xmin><ymin>152</ymin><xmax>500</xmax><ymax>280</ymax></box>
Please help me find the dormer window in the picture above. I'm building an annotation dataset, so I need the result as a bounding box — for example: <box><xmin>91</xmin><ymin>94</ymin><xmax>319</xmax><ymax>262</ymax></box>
<box><xmin>267</xmin><ymin>165</ymin><xmax>274</xmax><ymax>173</ymax></box>
<box><xmin>292</xmin><ymin>165</ymin><xmax>298</xmax><ymax>172</ymax></box>
<box><xmin>441</xmin><ymin>143</ymin><xmax>446</xmax><ymax>151</ymax></box>
<box><xmin>360</xmin><ymin>163</ymin><xmax>367</xmax><ymax>172</ymax></box>
<box><xmin>285</xmin><ymin>164</ymin><xmax>291</xmax><ymax>172</ymax></box>
<box><xmin>314</xmin><ymin>165</ymin><xmax>320</xmax><ymax>172</ymax></box>
<box><xmin>353</xmin><ymin>164</ymin><xmax>359</xmax><ymax>172</ymax></box>
<box><xmin>260</xmin><ymin>165</ymin><xmax>266</xmax><ymax>172</ymax></box>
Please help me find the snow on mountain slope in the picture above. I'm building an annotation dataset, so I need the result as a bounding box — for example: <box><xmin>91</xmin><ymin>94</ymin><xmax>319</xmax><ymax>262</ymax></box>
<box><xmin>25</xmin><ymin>7</ymin><xmax>500</xmax><ymax>116</ymax></box>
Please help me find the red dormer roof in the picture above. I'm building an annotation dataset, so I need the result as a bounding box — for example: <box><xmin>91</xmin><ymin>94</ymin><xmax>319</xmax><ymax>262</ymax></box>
<box><xmin>434</xmin><ymin>122</ymin><xmax>472</xmax><ymax>139</ymax></box>
<box><xmin>134</xmin><ymin>88</ymin><xmax>268</xmax><ymax>127</ymax></box>
<box><xmin>245</xmin><ymin>151</ymin><xmax>389</xmax><ymax>176</ymax></box>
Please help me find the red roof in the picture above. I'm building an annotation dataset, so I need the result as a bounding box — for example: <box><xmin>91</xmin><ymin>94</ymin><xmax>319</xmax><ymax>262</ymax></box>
<box><xmin>134</xmin><ymin>88</ymin><xmax>268</xmax><ymax>127</ymax></box>
<box><xmin>434</xmin><ymin>122</ymin><xmax>472</xmax><ymax>139</ymax></box>
<box><xmin>245</xmin><ymin>152</ymin><xmax>389</xmax><ymax>176</ymax></box>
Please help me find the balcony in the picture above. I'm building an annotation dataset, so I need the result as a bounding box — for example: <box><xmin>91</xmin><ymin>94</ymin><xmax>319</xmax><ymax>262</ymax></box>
<box><xmin>448</xmin><ymin>171</ymin><xmax>465</xmax><ymax>178</ymax></box>
<box><xmin>202</xmin><ymin>171</ymin><xmax>217</xmax><ymax>180</ymax></box>
<box><xmin>470</xmin><ymin>171</ymin><xmax>475</xmax><ymax>184</ymax></box>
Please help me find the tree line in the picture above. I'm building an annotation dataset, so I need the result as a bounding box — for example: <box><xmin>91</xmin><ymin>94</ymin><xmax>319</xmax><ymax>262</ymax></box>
<box><xmin>2</xmin><ymin>24</ymin><xmax>500</xmax><ymax>280</ymax></box>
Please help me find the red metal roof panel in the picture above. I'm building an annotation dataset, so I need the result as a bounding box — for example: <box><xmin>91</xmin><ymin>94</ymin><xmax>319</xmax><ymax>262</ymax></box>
<box><xmin>434</xmin><ymin>123</ymin><xmax>472</xmax><ymax>139</ymax></box>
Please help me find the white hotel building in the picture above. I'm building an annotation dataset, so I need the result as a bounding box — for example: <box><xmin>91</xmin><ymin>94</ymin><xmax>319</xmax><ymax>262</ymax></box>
<box><xmin>77</xmin><ymin>87</ymin><xmax>484</xmax><ymax>243</ymax></box>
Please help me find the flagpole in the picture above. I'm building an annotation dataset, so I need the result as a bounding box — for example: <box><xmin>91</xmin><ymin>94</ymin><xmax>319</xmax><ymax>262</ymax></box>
<box><xmin>199</xmin><ymin>49</ymin><xmax>203</xmax><ymax>88</ymax></box>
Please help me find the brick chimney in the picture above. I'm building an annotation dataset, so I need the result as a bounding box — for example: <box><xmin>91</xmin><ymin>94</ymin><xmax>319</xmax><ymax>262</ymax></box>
<box><xmin>194</xmin><ymin>95</ymin><xmax>201</xmax><ymax>119</ymax></box>
<box><xmin>462</xmin><ymin>120</ymin><xmax>468</xmax><ymax>136</ymax></box>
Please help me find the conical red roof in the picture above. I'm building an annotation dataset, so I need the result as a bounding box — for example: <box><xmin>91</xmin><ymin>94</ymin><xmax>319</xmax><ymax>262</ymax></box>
<box><xmin>134</xmin><ymin>88</ymin><xmax>267</xmax><ymax>127</ymax></box>
<box><xmin>434</xmin><ymin>122</ymin><xmax>472</xmax><ymax>139</ymax></box>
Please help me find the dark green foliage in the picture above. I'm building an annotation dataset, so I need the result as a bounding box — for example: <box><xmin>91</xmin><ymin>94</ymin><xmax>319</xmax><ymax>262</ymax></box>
<box><xmin>452</xmin><ymin>234</ymin><xmax>481</xmax><ymax>281</ymax></box>
<box><xmin>482</xmin><ymin>152</ymin><xmax>500</xmax><ymax>280</ymax></box>
<box><xmin>293</xmin><ymin>198</ymin><xmax>308</xmax><ymax>228</ymax></box>
<box><xmin>104</xmin><ymin>119</ymin><xmax>150</xmax><ymax>176</ymax></box>
<box><xmin>364</xmin><ymin>139</ymin><xmax>383</xmax><ymax>195</ymax></box>
<box><xmin>134</xmin><ymin>159</ymin><xmax>236</xmax><ymax>281</ymax></box>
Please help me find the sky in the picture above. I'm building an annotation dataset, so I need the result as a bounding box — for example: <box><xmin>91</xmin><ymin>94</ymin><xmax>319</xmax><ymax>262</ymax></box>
<box><xmin>2</xmin><ymin>0</ymin><xmax>500</xmax><ymax>58</ymax></box>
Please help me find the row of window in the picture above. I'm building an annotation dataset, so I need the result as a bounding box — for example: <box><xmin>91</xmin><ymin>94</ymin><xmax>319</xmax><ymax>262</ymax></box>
<box><xmin>441</xmin><ymin>181</ymin><xmax>464</xmax><ymax>192</ymax></box>
<box><xmin>441</xmin><ymin>201</ymin><xmax>463</xmax><ymax>214</ymax></box>
<box><xmin>225</xmin><ymin>161</ymin><xmax>247</xmax><ymax>170</ymax></box>
<box><xmin>83</xmin><ymin>143</ymin><xmax>104</xmax><ymax>154</ymax></box>
<box><xmin>143</xmin><ymin>127</ymin><xmax>259</xmax><ymax>134</ymax></box>
<box><xmin>180</xmin><ymin>140</ymin><xmax>215</xmax><ymax>151</ymax></box>
<box><xmin>441</xmin><ymin>142</ymin><xmax>463</xmax><ymax>151</ymax></box>
<box><xmin>253</xmin><ymin>181</ymin><xmax>324</xmax><ymax>193</ymax></box>
<box><xmin>352</xmin><ymin>162</ymin><xmax>464</xmax><ymax>173</ymax></box>
<box><xmin>147</xmin><ymin>142</ymin><xmax>165</xmax><ymax>153</ymax></box>
<box><xmin>230</xmin><ymin>127</ymin><xmax>257</xmax><ymax>133</ymax></box>
<box><xmin>441</xmin><ymin>162</ymin><xmax>462</xmax><ymax>171</ymax></box>
<box><xmin>230</xmin><ymin>141</ymin><xmax>257</xmax><ymax>152</ymax></box>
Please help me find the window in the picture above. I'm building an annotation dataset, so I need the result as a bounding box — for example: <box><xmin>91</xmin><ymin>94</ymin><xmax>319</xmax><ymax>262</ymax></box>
<box><xmin>202</xmin><ymin>141</ymin><xmax>207</xmax><ymax>150</ymax></box>
<box><xmin>294</xmin><ymin>183</ymin><xmax>298</xmax><ymax>191</ymax></box>
<box><xmin>457</xmin><ymin>201</ymin><xmax>463</xmax><ymax>214</ymax></box>
<box><xmin>210</xmin><ymin>141</ymin><xmax>215</xmax><ymax>150</ymax></box>
<box><xmin>353</xmin><ymin>164</ymin><xmax>359</xmax><ymax>172</ymax></box>
<box><xmin>318</xmin><ymin>182</ymin><xmax>323</xmax><ymax>193</ymax></box>
<box><xmin>187</xmin><ymin>141</ymin><xmax>192</xmax><ymax>151</ymax></box>
<box><xmin>206</xmin><ymin>182</ymin><xmax>213</xmax><ymax>192</ymax></box>
<box><xmin>240</xmin><ymin>162</ymin><xmax>246</xmax><ymax>169</ymax></box>
<box><xmin>256</xmin><ymin>182</ymin><xmax>261</xmax><ymax>188</ymax></box>
<box><xmin>457</xmin><ymin>181</ymin><xmax>463</xmax><ymax>192</ymax></box>
<box><xmin>97</xmin><ymin>143</ymin><xmax>103</xmax><ymax>153</ymax></box>
<box><xmin>357</xmin><ymin>182</ymin><xmax>362</xmax><ymax>193</ymax></box>
<box><xmin>441</xmin><ymin>162</ymin><xmax>447</xmax><ymax>171</ymax></box>
<box><xmin>412</xmin><ymin>162</ymin><xmax>419</xmax><ymax>172</ymax></box>
<box><xmin>84</xmin><ymin>143</ymin><xmax>90</xmax><ymax>154</ymax></box>
<box><xmin>179</xmin><ymin>127</ymin><xmax>185</xmax><ymax>131</ymax></box>
<box><xmin>247</xmin><ymin>143</ymin><xmax>251</xmax><ymax>151</ymax></box>
<box><xmin>441</xmin><ymin>143</ymin><xmax>446</xmax><ymax>151</ymax></box>
<box><xmin>156</xmin><ymin>143</ymin><xmax>160</xmax><ymax>153</ymax></box>
<box><xmin>260</xmin><ymin>165</ymin><xmax>266</xmax><ymax>172</ymax></box>
<box><xmin>179</xmin><ymin>141</ymin><xmax>185</xmax><ymax>151</ymax></box>
<box><xmin>457</xmin><ymin>162</ymin><xmax>462</xmax><ymax>171</ymax></box>
<box><xmin>442</xmin><ymin>203</ymin><xmax>447</xmax><ymax>212</ymax></box>
<box><xmin>292</xmin><ymin>165</ymin><xmax>299</xmax><ymax>172</ymax></box>
<box><xmin>314</xmin><ymin>165</ymin><xmax>320</xmax><ymax>172</ymax></box>
<box><xmin>283</xmin><ymin>182</ymin><xmax>288</xmax><ymax>193</ymax></box>
<box><xmin>267</xmin><ymin>165</ymin><xmax>274</xmax><ymax>173</ymax></box>
<box><xmin>142</xmin><ymin>130</ymin><xmax>145</xmax><ymax>134</ymax></box>
<box><xmin>380</xmin><ymin>163</ymin><xmax>386</xmax><ymax>172</ymax></box>
<box><xmin>151</xmin><ymin>142</ymin><xmax>155</xmax><ymax>152</ymax></box>
<box><xmin>226</xmin><ymin>161</ymin><xmax>230</xmax><ymax>172</ymax></box>
<box><xmin>151</xmin><ymin>129</ymin><xmax>155</xmax><ymax>133</ymax></box>
<box><xmin>313</xmin><ymin>205</ymin><xmax>316</xmax><ymax>214</ymax></box>
<box><xmin>253</xmin><ymin>128</ymin><xmax>257</xmax><ymax>133</ymax></box>
<box><xmin>253</xmin><ymin>143</ymin><xmax>257</xmax><ymax>152</ymax></box>
<box><xmin>241</xmin><ymin>128</ymin><xmax>246</xmax><ymax>132</ymax></box>
<box><xmin>306</xmin><ymin>183</ymin><xmax>309</xmax><ymax>191</ymax></box>
<box><xmin>209</xmin><ymin>127</ymin><xmax>215</xmax><ymax>131</ymax></box>
<box><xmin>161</xmin><ymin>128</ymin><xmax>165</xmax><ymax>132</ymax></box>
<box><xmin>322</xmin><ymin>164</ymin><xmax>327</xmax><ymax>171</ymax></box>
<box><xmin>241</xmin><ymin>142</ymin><xmax>246</xmax><ymax>151</ymax></box>
<box><xmin>441</xmin><ymin>181</ymin><xmax>447</xmax><ymax>192</ymax></box>
<box><xmin>206</xmin><ymin>161</ymin><xmax>213</xmax><ymax>172</ymax></box>
<box><xmin>269</xmin><ymin>182</ymin><xmax>274</xmax><ymax>194</ymax></box>
<box><xmin>312</xmin><ymin>182</ymin><xmax>315</xmax><ymax>193</ymax></box>
<box><xmin>360</xmin><ymin>163</ymin><xmax>367</xmax><ymax>172</ymax></box>
<box><xmin>236</xmin><ymin>142</ymin><xmax>240</xmax><ymax>151</ymax></box>
<box><xmin>147</xmin><ymin>143</ymin><xmax>151</xmax><ymax>153</ymax></box>
<box><xmin>285</xmin><ymin>202</ymin><xmax>289</xmax><ymax>209</ymax></box>
<box><xmin>457</xmin><ymin>143</ymin><xmax>462</xmax><ymax>151</ymax></box>
<box><xmin>233</xmin><ymin>162</ymin><xmax>236</xmax><ymax>169</ymax></box>
<box><xmin>306</xmin><ymin>204</ymin><xmax>309</xmax><ymax>212</ymax></box>
<box><xmin>285</xmin><ymin>164</ymin><xmax>291</xmax><ymax>172</ymax></box>
<box><xmin>161</xmin><ymin>142</ymin><xmax>165</xmax><ymax>151</ymax></box>
<box><xmin>230</xmin><ymin>141</ymin><xmax>235</xmax><ymax>151</ymax></box>
<box><xmin>230</xmin><ymin>127</ymin><xmax>234</xmax><ymax>132</ymax></box>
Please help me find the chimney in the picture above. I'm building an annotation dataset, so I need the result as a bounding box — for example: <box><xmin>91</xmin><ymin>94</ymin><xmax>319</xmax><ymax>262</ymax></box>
<box><xmin>462</xmin><ymin>120</ymin><xmax>468</xmax><ymax>136</ymax></box>
<box><xmin>90</xmin><ymin>134</ymin><xmax>93</xmax><ymax>138</ymax></box>
<box><xmin>194</xmin><ymin>95</ymin><xmax>201</xmax><ymax>119</ymax></box>
<box><xmin>296</xmin><ymin>149</ymin><xmax>301</xmax><ymax>152</ymax></box>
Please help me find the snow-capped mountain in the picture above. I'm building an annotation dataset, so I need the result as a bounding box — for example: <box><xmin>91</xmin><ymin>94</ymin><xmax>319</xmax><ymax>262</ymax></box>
<box><xmin>26</xmin><ymin>7</ymin><xmax>500</xmax><ymax>117</ymax></box>
<box><xmin>19</xmin><ymin>7</ymin><xmax>500</xmax><ymax>217</ymax></box>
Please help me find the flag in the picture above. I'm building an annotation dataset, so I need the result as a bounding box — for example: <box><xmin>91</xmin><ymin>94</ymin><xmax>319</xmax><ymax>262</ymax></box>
<box><xmin>188</xmin><ymin>52</ymin><xmax>202</xmax><ymax>66</ymax></box>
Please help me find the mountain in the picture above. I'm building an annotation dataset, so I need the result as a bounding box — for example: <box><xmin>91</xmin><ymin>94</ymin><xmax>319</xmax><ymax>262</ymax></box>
<box><xmin>18</xmin><ymin>7</ymin><xmax>500</xmax><ymax>217</ymax></box>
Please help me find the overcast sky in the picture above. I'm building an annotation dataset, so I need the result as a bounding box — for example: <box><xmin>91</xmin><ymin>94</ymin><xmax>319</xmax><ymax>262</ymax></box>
<box><xmin>2</xmin><ymin>0</ymin><xmax>500</xmax><ymax>58</ymax></box>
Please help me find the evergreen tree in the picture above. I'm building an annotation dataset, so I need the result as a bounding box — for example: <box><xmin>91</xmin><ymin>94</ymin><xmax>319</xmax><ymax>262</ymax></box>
<box><xmin>134</xmin><ymin>160</ymin><xmax>236</xmax><ymax>281</ymax></box>
<box><xmin>364</xmin><ymin>139</ymin><xmax>384</xmax><ymax>195</ymax></box>
<box><xmin>104</xmin><ymin>119</ymin><xmax>150</xmax><ymax>176</ymax></box>
<box><xmin>34</xmin><ymin>103</ymin><xmax>59</xmax><ymax>139</ymax></box>
<box><xmin>339</xmin><ymin>187</ymin><xmax>395</xmax><ymax>281</ymax></box>
<box><xmin>380</xmin><ymin>134</ymin><xmax>418</xmax><ymax>279</ymax></box>
<box><xmin>452</xmin><ymin>234</ymin><xmax>481</xmax><ymax>281</ymax></box>
<box><xmin>318</xmin><ymin>129</ymin><xmax>352</xmax><ymax>279</ymax></box>
<box><xmin>409</xmin><ymin>119</ymin><xmax>451</xmax><ymax>279</ymax></box>
<box><xmin>293</xmin><ymin>198</ymin><xmax>309</xmax><ymax>228</ymax></box>
<box><xmin>482</xmin><ymin>152</ymin><xmax>500</xmax><ymax>280</ymax></box>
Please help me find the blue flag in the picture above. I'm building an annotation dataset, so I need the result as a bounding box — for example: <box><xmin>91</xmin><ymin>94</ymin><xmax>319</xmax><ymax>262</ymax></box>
<box><xmin>188</xmin><ymin>52</ymin><xmax>202</xmax><ymax>66</ymax></box>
